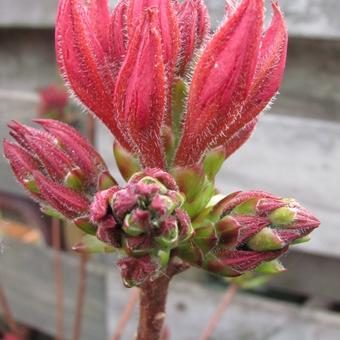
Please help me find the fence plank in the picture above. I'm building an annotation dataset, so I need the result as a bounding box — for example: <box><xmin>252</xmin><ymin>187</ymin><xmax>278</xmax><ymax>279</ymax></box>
<box><xmin>1</xmin><ymin>238</ymin><xmax>340</xmax><ymax>340</ymax></box>
<box><xmin>1</xmin><ymin>0</ymin><xmax>340</xmax><ymax>40</ymax></box>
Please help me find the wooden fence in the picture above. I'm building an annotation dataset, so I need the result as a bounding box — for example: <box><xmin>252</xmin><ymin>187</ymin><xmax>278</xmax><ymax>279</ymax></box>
<box><xmin>1</xmin><ymin>0</ymin><xmax>340</xmax><ymax>339</ymax></box>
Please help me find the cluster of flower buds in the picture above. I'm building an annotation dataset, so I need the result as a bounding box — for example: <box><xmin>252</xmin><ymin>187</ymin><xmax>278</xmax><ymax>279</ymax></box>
<box><xmin>3</xmin><ymin>120</ymin><xmax>116</xmax><ymax>230</ymax></box>
<box><xmin>3</xmin><ymin>0</ymin><xmax>321</xmax><ymax>287</ymax></box>
<box><xmin>178</xmin><ymin>191</ymin><xmax>320</xmax><ymax>276</ymax></box>
<box><xmin>90</xmin><ymin>169</ymin><xmax>193</xmax><ymax>286</ymax></box>
<box><xmin>55</xmin><ymin>0</ymin><xmax>288</xmax><ymax>170</ymax></box>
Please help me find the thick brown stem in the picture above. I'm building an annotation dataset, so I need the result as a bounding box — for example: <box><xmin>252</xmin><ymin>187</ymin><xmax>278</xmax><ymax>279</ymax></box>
<box><xmin>136</xmin><ymin>258</ymin><xmax>189</xmax><ymax>340</ymax></box>
<box><xmin>136</xmin><ymin>274</ymin><xmax>170</xmax><ymax>340</ymax></box>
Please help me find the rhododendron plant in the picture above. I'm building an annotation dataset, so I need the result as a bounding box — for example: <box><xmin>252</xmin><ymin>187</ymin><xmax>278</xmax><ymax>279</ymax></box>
<box><xmin>3</xmin><ymin>0</ymin><xmax>320</xmax><ymax>339</ymax></box>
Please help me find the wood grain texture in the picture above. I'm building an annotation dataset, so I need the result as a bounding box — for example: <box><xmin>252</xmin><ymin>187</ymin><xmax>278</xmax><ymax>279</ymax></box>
<box><xmin>1</xmin><ymin>0</ymin><xmax>340</xmax><ymax>40</ymax></box>
<box><xmin>0</xmin><ymin>238</ymin><xmax>111</xmax><ymax>340</ymax></box>
<box><xmin>1</xmin><ymin>238</ymin><xmax>340</xmax><ymax>340</ymax></box>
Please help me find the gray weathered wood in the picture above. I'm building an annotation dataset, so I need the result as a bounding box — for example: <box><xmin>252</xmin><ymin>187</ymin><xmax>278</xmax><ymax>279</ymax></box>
<box><xmin>0</xmin><ymin>30</ymin><xmax>57</xmax><ymax>91</ymax></box>
<box><xmin>269</xmin><ymin>250</ymin><xmax>340</xmax><ymax>301</ymax></box>
<box><xmin>0</xmin><ymin>0</ymin><xmax>59</xmax><ymax>29</ymax></box>
<box><xmin>2</xmin><ymin>238</ymin><xmax>340</xmax><ymax>340</ymax></box>
<box><xmin>0</xmin><ymin>237</ymin><xmax>118</xmax><ymax>340</ymax></box>
<box><xmin>1</xmin><ymin>0</ymin><xmax>340</xmax><ymax>40</ymax></box>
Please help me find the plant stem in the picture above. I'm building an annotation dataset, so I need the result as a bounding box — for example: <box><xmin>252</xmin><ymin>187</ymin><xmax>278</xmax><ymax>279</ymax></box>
<box><xmin>136</xmin><ymin>258</ymin><xmax>189</xmax><ymax>340</ymax></box>
<box><xmin>52</xmin><ymin>218</ymin><xmax>64</xmax><ymax>340</ymax></box>
<box><xmin>136</xmin><ymin>275</ymin><xmax>170</xmax><ymax>340</ymax></box>
<box><xmin>200</xmin><ymin>283</ymin><xmax>239</xmax><ymax>340</ymax></box>
<box><xmin>112</xmin><ymin>288</ymin><xmax>139</xmax><ymax>340</ymax></box>
<box><xmin>0</xmin><ymin>284</ymin><xmax>19</xmax><ymax>336</ymax></box>
<box><xmin>72</xmin><ymin>254</ymin><xmax>89</xmax><ymax>340</ymax></box>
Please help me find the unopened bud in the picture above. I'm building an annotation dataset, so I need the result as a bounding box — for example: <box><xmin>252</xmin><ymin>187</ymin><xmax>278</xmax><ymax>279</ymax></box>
<box><xmin>122</xmin><ymin>209</ymin><xmax>150</xmax><ymax>236</ymax></box>
<box><xmin>154</xmin><ymin>218</ymin><xmax>179</xmax><ymax>248</ymax></box>
<box><xmin>73</xmin><ymin>216</ymin><xmax>97</xmax><ymax>235</ymax></box>
<box><xmin>97</xmin><ymin>171</ymin><xmax>117</xmax><ymax>191</ymax></box>
<box><xmin>268</xmin><ymin>207</ymin><xmax>296</xmax><ymax>225</ymax></box>
<box><xmin>64</xmin><ymin>168</ymin><xmax>84</xmax><ymax>191</ymax></box>
<box><xmin>247</xmin><ymin>227</ymin><xmax>286</xmax><ymax>251</ymax></box>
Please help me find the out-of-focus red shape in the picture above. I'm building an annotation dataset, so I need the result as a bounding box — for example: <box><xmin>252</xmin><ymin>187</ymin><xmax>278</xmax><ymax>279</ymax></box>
<box><xmin>38</xmin><ymin>85</ymin><xmax>68</xmax><ymax>119</ymax></box>
<box><xmin>2</xmin><ymin>333</ymin><xmax>20</xmax><ymax>340</ymax></box>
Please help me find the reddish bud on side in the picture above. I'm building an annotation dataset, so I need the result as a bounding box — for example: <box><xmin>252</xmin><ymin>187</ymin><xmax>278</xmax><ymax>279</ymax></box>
<box><xmin>34</xmin><ymin>171</ymin><xmax>90</xmax><ymax>219</ymax></box>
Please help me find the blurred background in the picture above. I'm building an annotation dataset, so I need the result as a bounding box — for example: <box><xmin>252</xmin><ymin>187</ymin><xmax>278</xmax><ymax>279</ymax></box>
<box><xmin>0</xmin><ymin>0</ymin><xmax>340</xmax><ymax>339</ymax></box>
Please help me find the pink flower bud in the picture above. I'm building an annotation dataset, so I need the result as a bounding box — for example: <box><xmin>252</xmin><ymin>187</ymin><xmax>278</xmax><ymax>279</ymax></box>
<box><xmin>175</xmin><ymin>0</ymin><xmax>264</xmax><ymax>165</ymax></box>
<box><xmin>34</xmin><ymin>171</ymin><xmax>90</xmax><ymax>219</ymax></box>
<box><xmin>54</xmin><ymin>0</ymin><xmax>289</xmax><ymax>171</ymax></box>
<box><xmin>89</xmin><ymin>170</ymin><xmax>193</xmax><ymax>276</ymax></box>
<box><xmin>3</xmin><ymin>140</ymin><xmax>41</xmax><ymax>196</ymax></box>
<box><xmin>35</xmin><ymin>119</ymin><xmax>107</xmax><ymax>180</ymax></box>
<box><xmin>8</xmin><ymin>121</ymin><xmax>74</xmax><ymax>181</ymax></box>
<box><xmin>127</xmin><ymin>0</ymin><xmax>180</xmax><ymax>80</ymax></box>
<box><xmin>96</xmin><ymin>215</ymin><xmax>121</xmax><ymax>248</ymax></box>
<box><xmin>111</xmin><ymin>187</ymin><xmax>139</xmax><ymax>220</ymax></box>
<box><xmin>91</xmin><ymin>187</ymin><xmax>120</xmax><ymax>222</ymax></box>
<box><xmin>130</xmin><ymin>168</ymin><xmax>179</xmax><ymax>191</ymax></box>
<box><xmin>55</xmin><ymin>0</ymin><xmax>132</xmax><ymax>152</ymax></box>
<box><xmin>179</xmin><ymin>190</ymin><xmax>320</xmax><ymax>276</ymax></box>
<box><xmin>110</xmin><ymin>0</ymin><xmax>128</xmax><ymax>66</ymax></box>
<box><xmin>175</xmin><ymin>0</ymin><xmax>288</xmax><ymax>166</ymax></box>
<box><xmin>204</xmin><ymin>248</ymin><xmax>286</xmax><ymax>277</ymax></box>
<box><xmin>177</xmin><ymin>0</ymin><xmax>210</xmax><ymax>75</ymax></box>
<box><xmin>117</xmin><ymin>255</ymin><xmax>160</xmax><ymax>287</ymax></box>
<box><xmin>209</xmin><ymin>2</ymin><xmax>288</xmax><ymax>155</ymax></box>
<box><xmin>4</xmin><ymin>120</ymin><xmax>116</xmax><ymax>221</ymax></box>
<box><xmin>114</xmin><ymin>9</ymin><xmax>166</xmax><ymax>168</ymax></box>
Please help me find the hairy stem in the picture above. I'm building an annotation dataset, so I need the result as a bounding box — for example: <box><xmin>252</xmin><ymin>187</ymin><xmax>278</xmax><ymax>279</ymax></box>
<box><xmin>136</xmin><ymin>258</ymin><xmax>189</xmax><ymax>340</ymax></box>
<box><xmin>136</xmin><ymin>275</ymin><xmax>170</xmax><ymax>340</ymax></box>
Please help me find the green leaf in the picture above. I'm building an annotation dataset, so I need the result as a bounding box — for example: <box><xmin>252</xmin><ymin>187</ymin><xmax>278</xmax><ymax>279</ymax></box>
<box><xmin>203</xmin><ymin>147</ymin><xmax>225</xmax><ymax>180</ymax></box>
<box><xmin>41</xmin><ymin>206</ymin><xmax>65</xmax><ymax>219</ymax></box>
<box><xmin>72</xmin><ymin>235</ymin><xmax>115</xmax><ymax>254</ymax></box>
<box><xmin>292</xmin><ymin>235</ymin><xmax>311</xmax><ymax>245</ymax></box>
<box><xmin>113</xmin><ymin>142</ymin><xmax>141</xmax><ymax>181</ymax></box>
<box><xmin>254</xmin><ymin>260</ymin><xmax>286</xmax><ymax>274</ymax></box>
